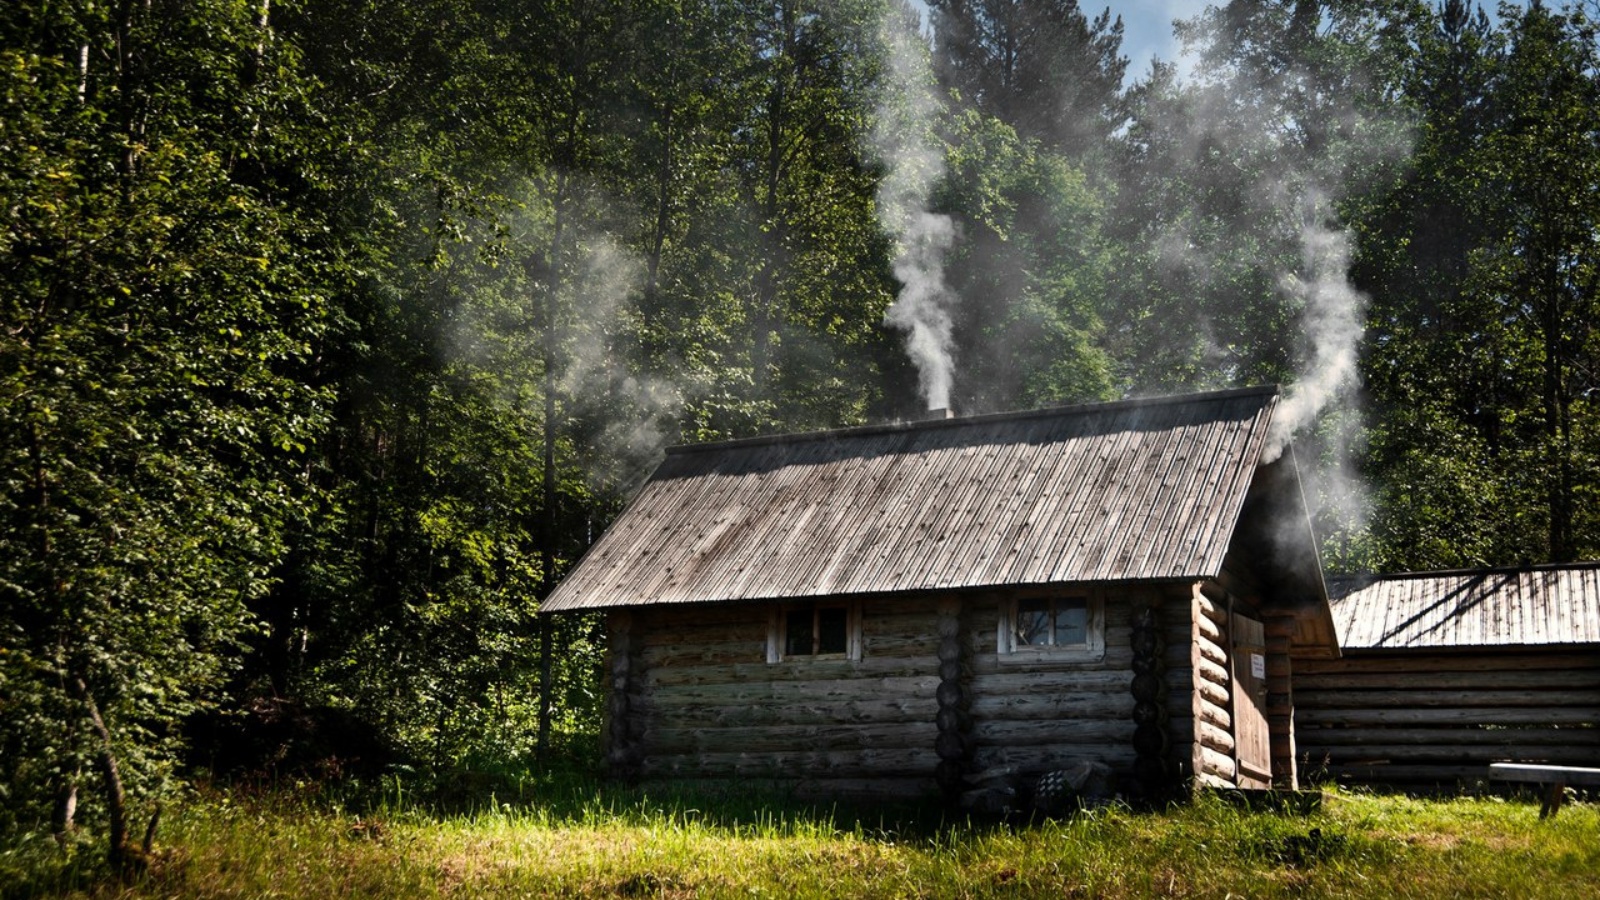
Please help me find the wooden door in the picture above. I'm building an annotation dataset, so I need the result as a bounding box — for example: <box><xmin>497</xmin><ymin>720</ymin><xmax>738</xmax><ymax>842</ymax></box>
<box><xmin>1229</xmin><ymin>612</ymin><xmax>1272</xmax><ymax>788</ymax></box>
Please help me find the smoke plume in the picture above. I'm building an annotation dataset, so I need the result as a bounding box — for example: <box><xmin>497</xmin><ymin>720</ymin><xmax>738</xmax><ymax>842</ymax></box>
<box><xmin>1264</xmin><ymin>193</ymin><xmax>1369</xmax><ymax>463</ymax></box>
<box><xmin>872</xmin><ymin>8</ymin><xmax>959</xmax><ymax>412</ymax></box>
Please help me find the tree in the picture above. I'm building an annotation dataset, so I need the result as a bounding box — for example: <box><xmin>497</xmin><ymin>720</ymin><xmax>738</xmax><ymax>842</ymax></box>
<box><xmin>1357</xmin><ymin>1</ymin><xmax>1600</xmax><ymax>568</ymax></box>
<box><xmin>0</xmin><ymin>0</ymin><xmax>330</xmax><ymax>867</ymax></box>
<box><xmin>929</xmin><ymin>0</ymin><xmax>1127</xmax><ymax>157</ymax></box>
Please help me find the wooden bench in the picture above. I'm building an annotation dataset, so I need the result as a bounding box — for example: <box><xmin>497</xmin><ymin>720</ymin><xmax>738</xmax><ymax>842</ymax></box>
<box><xmin>1488</xmin><ymin>763</ymin><xmax>1600</xmax><ymax>818</ymax></box>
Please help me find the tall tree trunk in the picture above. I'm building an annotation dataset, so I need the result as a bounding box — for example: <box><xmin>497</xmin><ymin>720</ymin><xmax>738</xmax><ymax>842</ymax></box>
<box><xmin>72</xmin><ymin>676</ymin><xmax>131</xmax><ymax>872</ymax></box>
<box><xmin>537</xmin><ymin>167</ymin><xmax>570</xmax><ymax>764</ymax></box>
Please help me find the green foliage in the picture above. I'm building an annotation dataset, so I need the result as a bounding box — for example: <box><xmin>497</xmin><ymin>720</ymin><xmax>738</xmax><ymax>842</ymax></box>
<box><xmin>0</xmin><ymin>0</ymin><xmax>331</xmax><ymax>859</ymax></box>
<box><xmin>7</xmin><ymin>0</ymin><xmax>1600</xmax><ymax>871</ymax></box>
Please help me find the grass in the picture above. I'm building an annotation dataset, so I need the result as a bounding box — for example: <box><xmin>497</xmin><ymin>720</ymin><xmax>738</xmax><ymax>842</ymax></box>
<box><xmin>5</xmin><ymin>780</ymin><xmax>1597</xmax><ymax>899</ymax></box>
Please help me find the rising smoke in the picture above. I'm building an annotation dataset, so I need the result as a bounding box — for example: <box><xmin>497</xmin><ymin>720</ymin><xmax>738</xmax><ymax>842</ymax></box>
<box><xmin>1264</xmin><ymin>191</ymin><xmax>1369</xmax><ymax>464</ymax></box>
<box><xmin>872</xmin><ymin>7</ymin><xmax>959</xmax><ymax>412</ymax></box>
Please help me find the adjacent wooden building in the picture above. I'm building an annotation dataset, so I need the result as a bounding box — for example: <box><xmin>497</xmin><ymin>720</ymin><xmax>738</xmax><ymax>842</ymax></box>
<box><xmin>543</xmin><ymin>387</ymin><xmax>1340</xmax><ymax>803</ymax></box>
<box><xmin>1297</xmin><ymin>566</ymin><xmax>1600</xmax><ymax>791</ymax></box>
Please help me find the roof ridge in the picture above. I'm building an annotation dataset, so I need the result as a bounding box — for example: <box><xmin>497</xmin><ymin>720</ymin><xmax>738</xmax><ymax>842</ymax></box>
<box><xmin>667</xmin><ymin>385</ymin><xmax>1282</xmax><ymax>456</ymax></box>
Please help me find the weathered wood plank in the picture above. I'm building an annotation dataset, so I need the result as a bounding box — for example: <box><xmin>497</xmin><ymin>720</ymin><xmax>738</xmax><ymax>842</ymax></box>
<box><xmin>1488</xmin><ymin>763</ymin><xmax>1600</xmax><ymax>786</ymax></box>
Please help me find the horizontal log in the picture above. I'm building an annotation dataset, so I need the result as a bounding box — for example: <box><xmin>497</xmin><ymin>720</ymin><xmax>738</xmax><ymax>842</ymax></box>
<box><xmin>1295</xmin><ymin>726</ymin><xmax>1600</xmax><ymax>747</ymax></box>
<box><xmin>1196</xmin><ymin>745</ymin><xmax>1235</xmax><ymax>782</ymax></box>
<box><xmin>969</xmin><ymin>669</ymin><xmax>1136</xmax><ymax>695</ymax></box>
<box><xmin>1195</xmin><ymin>593</ymin><xmax>1229</xmax><ymax>627</ymax></box>
<box><xmin>1297</xmin><ymin>706</ymin><xmax>1600</xmax><ymax>727</ymax></box>
<box><xmin>1296</xmin><ymin>668</ymin><xmax>1600</xmax><ymax>692</ymax></box>
<box><xmin>971</xmin><ymin>647</ymin><xmax>1136</xmax><ymax>675</ymax></box>
<box><xmin>1197</xmin><ymin>678</ymin><xmax>1229</xmax><ymax>709</ymax></box>
<box><xmin>638</xmin><ymin>697</ymin><xmax>936</xmax><ymax>729</ymax></box>
<box><xmin>860</xmin><ymin>631</ymin><xmax>942</xmax><ymax>659</ymax></box>
<box><xmin>642</xmin><ymin>641</ymin><xmax>770</xmax><ymax>668</ymax></box>
<box><xmin>1295</xmin><ymin>652</ymin><xmax>1600</xmax><ymax>676</ymax></box>
<box><xmin>1196</xmin><ymin>657</ymin><xmax>1230</xmax><ymax>691</ymax></box>
<box><xmin>619</xmin><ymin>774</ymin><xmax>935</xmax><ymax>802</ymax></box>
<box><xmin>1316</xmin><ymin>763</ymin><xmax>1492</xmax><ymax>785</ymax></box>
<box><xmin>1197</xmin><ymin>720</ymin><xmax>1235</xmax><ymax>755</ymax></box>
<box><xmin>1299</xmin><ymin>743</ymin><xmax>1600</xmax><ymax>766</ymax></box>
<box><xmin>969</xmin><ymin>690</ymin><xmax>1134</xmax><ymax>722</ymax></box>
<box><xmin>646</xmin><ymin>657</ymin><xmax>935</xmax><ymax>688</ymax></box>
<box><xmin>648</xmin><ymin>674</ymin><xmax>941</xmax><ymax>706</ymax></box>
<box><xmin>1196</xmin><ymin>699</ymin><xmax>1232</xmax><ymax>732</ymax></box>
<box><xmin>969</xmin><ymin>743</ymin><xmax>1136</xmax><ymax>772</ymax></box>
<box><xmin>972</xmin><ymin>719</ymin><xmax>1134</xmax><ymax>748</ymax></box>
<box><xmin>1195</xmin><ymin>636</ymin><xmax>1227</xmax><ymax>668</ymax></box>
<box><xmin>1197</xmin><ymin>580</ymin><xmax>1229</xmax><ymax>607</ymax></box>
<box><xmin>1168</xmin><ymin>717</ymin><xmax>1194</xmax><ymax>745</ymax></box>
<box><xmin>641</xmin><ymin>747</ymin><xmax>939</xmax><ymax>780</ymax></box>
<box><xmin>791</xmin><ymin>777</ymin><xmax>939</xmax><ymax>801</ymax></box>
<box><xmin>1295</xmin><ymin>688</ymin><xmax>1600</xmax><ymax>710</ymax></box>
<box><xmin>1195</xmin><ymin>614</ymin><xmax>1223</xmax><ymax>645</ymax></box>
<box><xmin>640</xmin><ymin>721</ymin><xmax>938</xmax><ymax>755</ymax></box>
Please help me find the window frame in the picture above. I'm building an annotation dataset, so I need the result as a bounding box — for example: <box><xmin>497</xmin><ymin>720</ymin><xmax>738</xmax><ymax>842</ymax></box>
<box><xmin>767</xmin><ymin>601</ymin><xmax>862</xmax><ymax>663</ymax></box>
<box><xmin>997</xmin><ymin>590</ymin><xmax>1105</xmax><ymax>662</ymax></box>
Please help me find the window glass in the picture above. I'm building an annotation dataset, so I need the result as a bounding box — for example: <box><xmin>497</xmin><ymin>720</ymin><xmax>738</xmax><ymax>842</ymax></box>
<box><xmin>785</xmin><ymin>608</ymin><xmax>813</xmax><ymax>656</ymax></box>
<box><xmin>1015</xmin><ymin>597</ymin><xmax>1052</xmax><ymax>646</ymax></box>
<box><xmin>816</xmin><ymin>607</ymin><xmax>849</xmax><ymax>654</ymax></box>
<box><xmin>1053</xmin><ymin>598</ymin><xmax>1087</xmax><ymax>645</ymax></box>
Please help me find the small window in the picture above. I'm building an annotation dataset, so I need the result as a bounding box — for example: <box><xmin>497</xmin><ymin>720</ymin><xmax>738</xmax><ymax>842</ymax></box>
<box><xmin>770</xmin><ymin>602</ymin><xmax>860</xmax><ymax>662</ymax></box>
<box><xmin>1000</xmin><ymin>593</ymin><xmax>1103</xmax><ymax>660</ymax></box>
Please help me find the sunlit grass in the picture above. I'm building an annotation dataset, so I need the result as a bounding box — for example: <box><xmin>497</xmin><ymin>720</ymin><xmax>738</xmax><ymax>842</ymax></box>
<box><xmin>6</xmin><ymin>781</ymin><xmax>1597</xmax><ymax>899</ymax></box>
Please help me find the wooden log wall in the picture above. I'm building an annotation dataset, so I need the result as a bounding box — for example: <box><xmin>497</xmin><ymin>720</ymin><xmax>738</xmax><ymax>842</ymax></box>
<box><xmin>1294</xmin><ymin>647</ymin><xmax>1600</xmax><ymax>791</ymax></box>
<box><xmin>624</xmin><ymin>600</ymin><xmax>941</xmax><ymax>799</ymax></box>
<box><xmin>604</xmin><ymin>610</ymin><xmax>642</xmax><ymax>780</ymax></box>
<box><xmin>962</xmin><ymin>592</ymin><xmax>1137</xmax><ymax>776</ymax></box>
<box><xmin>1191</xmin><ymin>583</ymin><xmax>1237</xmax><ymax>788</ymax></box>
<box><xmin>934</xmin><ymin>596</ymin><xmax>974</xmax><ymax>802</ymax></box>
<box><xmin>1130</xmin><ymin>593</ymin><xmax>1175</xmax><ymax>799</ymax></box>
<box><xmin>613</xmin><ymin>585</ymin><xmax>1202</xmax><ymax>799</ymax></box>
<box><xmin>1263</xmin><ymin>614</ymin><xmax>1297</xmax><ymax>790</ymax></box>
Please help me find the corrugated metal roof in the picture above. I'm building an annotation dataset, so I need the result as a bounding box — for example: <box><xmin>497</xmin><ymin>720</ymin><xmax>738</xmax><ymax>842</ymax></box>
<box><xmin>1328</xmin><ymin>564</ymin><xmax>1600</xmax><ymax>649</ymax></box>
<box><xmin>544</xmin><ymin>387</ymin><xmax>1282</xmax><ymax>611</ymax></box>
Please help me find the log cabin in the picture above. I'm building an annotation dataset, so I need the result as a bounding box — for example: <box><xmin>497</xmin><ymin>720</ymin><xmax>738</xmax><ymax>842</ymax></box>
<box><xmin>542</xmin><ymin>387</ymin><xmax>1341</xmax><ymax>805</ymax></box>
<box><xmin>1298</xmin><ymin>565</ymin><xmax>1600</xmax><ymax>791</ymax></box>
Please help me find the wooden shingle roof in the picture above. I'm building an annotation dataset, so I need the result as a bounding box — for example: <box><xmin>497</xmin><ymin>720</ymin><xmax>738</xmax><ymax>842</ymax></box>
<box><xmin>1328</xmin><ymin>564</ymin><xmax>1600</xmax><ymax>650</ymax></box>
<box><xmin>545</xmin><ymin>387</ymin><xmax>1294</xmax><ymax>612</ymax></box>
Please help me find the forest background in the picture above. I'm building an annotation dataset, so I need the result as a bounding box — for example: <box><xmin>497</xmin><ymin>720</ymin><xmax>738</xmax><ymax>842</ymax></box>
<box><xmin>2</xmin><ymin>0</ymin><xmax>1598</xmax><ymax>869</ymax></box>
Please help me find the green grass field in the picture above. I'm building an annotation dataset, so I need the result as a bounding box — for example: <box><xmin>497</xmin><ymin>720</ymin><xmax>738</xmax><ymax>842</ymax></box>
<box><xmin>6</xmin><ymin>781</ymin><xmax>1597</xmax><ymax>899</ymax></box>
